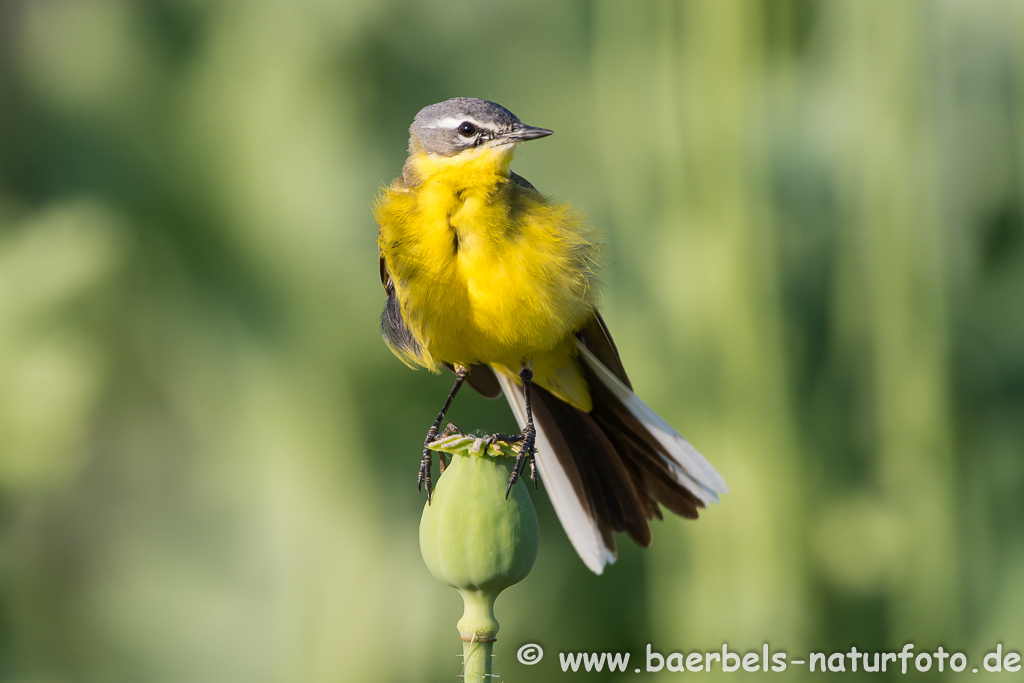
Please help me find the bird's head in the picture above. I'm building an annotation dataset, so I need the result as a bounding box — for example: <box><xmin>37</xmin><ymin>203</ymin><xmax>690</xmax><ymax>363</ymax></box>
<box><xmin>408</xmin><ymin>98</ymin><xmax>552</xmax><ymax>160</ymax></box>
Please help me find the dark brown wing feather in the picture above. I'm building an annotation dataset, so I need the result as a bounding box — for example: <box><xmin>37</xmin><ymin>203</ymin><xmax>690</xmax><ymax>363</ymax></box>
<box><xmin>583</xmin><ymin>362</ymin><xmax>702</xmax><ymax>519</ymax></box>
<box><xmin>576</xmin><ymin>313</ymin><xmax>632</xmax><ymax>390</ymax></box>
<box><xmin>513</xmin><ymin>315</ymin><xmax>705</xmax><ymax>554</ymax></box>
<box><xmin>530</xmin><ymin>382</ymin><xmax>654</xmax><ymax>548</ymax></box>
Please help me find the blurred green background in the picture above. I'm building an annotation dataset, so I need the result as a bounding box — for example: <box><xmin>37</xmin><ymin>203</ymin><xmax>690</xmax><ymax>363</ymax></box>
<box><xmin>1</xmin><ymin>0</ymin><xmax>1022</xmax><ymax>680</ymax></box>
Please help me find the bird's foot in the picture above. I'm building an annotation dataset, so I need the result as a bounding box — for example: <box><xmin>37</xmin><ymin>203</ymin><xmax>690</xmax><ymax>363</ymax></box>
<box><xmin>417</xmin><ymin>445</ymin><xmax>433</xmax><ymax>503</ymax></box>
<box><xmin>419</xmin><ymin>422</ymin><xmax>443</xmax><ymax>502</ymax></box>
<box><xmin>504</xmin><ymin>424</ymin><xmax>537</xmax><ymax>498</ymax></box>
<box><xmin>484</xmin><ymin>431</ymin><xmax>523</xmax><ymax>459</ymax></box>
<box><xmin>420</xmin><ymin>423</ymin><xmax>468</xmax><ymax>502</ymax></box>
<box><xmin>417</xmin><ymin>427</ymin><xmax>436</xmax><ymax>503</ymax></box>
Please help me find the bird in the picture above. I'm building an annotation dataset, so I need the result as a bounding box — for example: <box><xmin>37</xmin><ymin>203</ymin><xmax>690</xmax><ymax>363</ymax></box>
<box><xmin>374</xmin><ymin>97</ymin><xmax>727</xmax><ymax>574</ymax></box>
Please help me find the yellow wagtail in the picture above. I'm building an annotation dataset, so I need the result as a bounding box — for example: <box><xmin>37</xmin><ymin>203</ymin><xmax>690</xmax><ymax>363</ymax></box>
<box><xmin>374</xmin><ymin>98</ymin><xmax>727</xmax><ymax>573</ymax></box>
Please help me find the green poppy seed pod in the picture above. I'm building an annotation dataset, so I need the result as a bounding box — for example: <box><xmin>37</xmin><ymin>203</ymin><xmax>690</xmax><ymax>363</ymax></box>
<box><xmin>419</xmin><ymin>435</ymin><xmax>539</xmax><ymax>681</ymax></box>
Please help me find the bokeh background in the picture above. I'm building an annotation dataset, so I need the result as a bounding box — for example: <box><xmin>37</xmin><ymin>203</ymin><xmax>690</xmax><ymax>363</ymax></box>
<box><xmin>1</xmin><ymin>0</ymin><xmax>1023</xmax><ymax>680</ymax></box>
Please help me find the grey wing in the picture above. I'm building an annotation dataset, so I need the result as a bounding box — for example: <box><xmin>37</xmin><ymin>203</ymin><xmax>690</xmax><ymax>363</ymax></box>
<box><xmin>510</xmin><ymin>172</ymin><xmax>538</xmax><ymax>192</ymax></box>
<box><xmin>379</xmin><ymin>254</ymin><xmax>425</xmax><ymax>366</ymax></box>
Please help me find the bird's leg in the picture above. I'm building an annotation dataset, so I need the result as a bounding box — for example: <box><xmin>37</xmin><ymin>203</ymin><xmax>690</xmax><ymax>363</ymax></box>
<box><xmin>505</xmin><ymin>365</ymin><xmax>537</xmax><ymax>498</ymax></box>
<box><xmin>420</xmin><ymin>366</ymin><xmax>468</xmax><ymax>502</ymax></box>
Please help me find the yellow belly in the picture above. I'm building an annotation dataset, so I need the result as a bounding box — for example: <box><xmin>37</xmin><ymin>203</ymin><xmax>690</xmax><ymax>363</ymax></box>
<box><xmin>375</xmin><ymin>151</ymin><xmax>600</xmax><ymax>371</ymax></box>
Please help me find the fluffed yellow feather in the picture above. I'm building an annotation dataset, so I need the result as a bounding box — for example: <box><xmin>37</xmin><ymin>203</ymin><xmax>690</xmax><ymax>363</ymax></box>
<box><xmin>374</xmin><ymin>144</ymin><xmax>600</xmax><ymax>410</ymax></box>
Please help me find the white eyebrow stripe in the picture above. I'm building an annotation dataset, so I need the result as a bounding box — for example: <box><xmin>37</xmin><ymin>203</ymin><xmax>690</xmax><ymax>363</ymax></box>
<box><xmin>427</xmin><ymin>116</ymin><xmax>498</xmax><ymax>133</ymax></box>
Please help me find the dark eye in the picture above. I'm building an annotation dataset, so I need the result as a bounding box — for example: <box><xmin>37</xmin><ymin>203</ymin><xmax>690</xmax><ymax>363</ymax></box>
<box><xmin>457</xmin><ymin>121</ymin><xmax>477</xmax><ymax>137</ymax></box>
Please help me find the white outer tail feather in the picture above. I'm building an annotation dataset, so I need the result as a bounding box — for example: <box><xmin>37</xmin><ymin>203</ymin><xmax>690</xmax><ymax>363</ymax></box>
<box><xmin>577</xmin><ymin>345</ymin><xmax>729</xmax><ymax>504</ymax></box>
<box><xmin>497</xmin><ymin>342</ymin><xmax>728</xmax><ymax>575</ymax></box>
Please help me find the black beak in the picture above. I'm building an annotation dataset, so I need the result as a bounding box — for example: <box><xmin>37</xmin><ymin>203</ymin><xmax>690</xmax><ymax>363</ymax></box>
<box><xmin>505</xmin><ymin>123</ymin><xmax>554</xmax><ymax>142</ymax></box>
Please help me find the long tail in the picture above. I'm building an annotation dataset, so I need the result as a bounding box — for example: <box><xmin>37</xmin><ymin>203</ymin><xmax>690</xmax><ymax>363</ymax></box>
<box><xmin>497</xmin><ymin>343</ymin><xmax>727</xmax><ymax>574</ymax></box>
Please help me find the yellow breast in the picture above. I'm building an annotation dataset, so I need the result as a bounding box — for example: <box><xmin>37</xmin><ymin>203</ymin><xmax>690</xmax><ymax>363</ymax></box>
<box><xmin>375</xmin><ymin>147</ymin><xmax>600</xmax><ymax>370</ymax></box>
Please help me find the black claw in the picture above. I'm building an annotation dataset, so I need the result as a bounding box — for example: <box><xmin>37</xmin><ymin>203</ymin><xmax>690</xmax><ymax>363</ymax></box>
<box><xmin>485</xmin><ymin>432</ymin><xmax>519</xmax><ymax>456</ymax></box>
<box><xmin>418</xmin><ymin>447</ymin><xmax>433</xmax><ymax>503</ymax></box>
<box><xmin>505</xmin><ymin>426</ymin><xmax>536</xmax><ymax>499</ymax></box>
<box><xmin>419</xmin><ymin>369</ymin><xmax>469</xmax><ymax>504</ymax></box>
<box><xmin>420</xmin><ymin>421</ymin><xmax>443</xmax><ymax>502</ymax></box>
<box><xmin>507</xmin><ymin>365</ymin><xmax>539</xmax><ymax>496</ymax></box>
<box><xmin>523</xmin><ymin>427</ymin><xmax>538</xmax><ymax>490</ymax></box>
<box><xmin>504</xmin><ymin>456</ymin><xmax>522</xmax><ymax>499</ymax></box>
